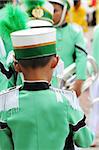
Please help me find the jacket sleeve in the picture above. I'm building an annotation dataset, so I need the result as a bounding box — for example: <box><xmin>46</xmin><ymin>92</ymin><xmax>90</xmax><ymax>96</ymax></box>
<box><xmin>74</xmin><ymin>28</ymin><xmax>87</xmax><ymax>80</ymax></box>
<box><xmin>67</xmin><ymin>95</ymin><xmax>94</xmax><ymax>148</ymax></box>
<box><xmin>92</xmin><ymin>26</ymin><xmax>99</xmax><ymax>67</ymax></box>
<box><xmin>0</xmin><ymin>122</ymin><xmax>13</xmax><ymax>150</ymax></box>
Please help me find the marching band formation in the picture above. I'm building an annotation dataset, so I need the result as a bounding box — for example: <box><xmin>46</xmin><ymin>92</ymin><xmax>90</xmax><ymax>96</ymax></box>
<box><xmin>0</xmin><ymin>0</ymin><xmax>99</xmax><ymax>150</ymax></box>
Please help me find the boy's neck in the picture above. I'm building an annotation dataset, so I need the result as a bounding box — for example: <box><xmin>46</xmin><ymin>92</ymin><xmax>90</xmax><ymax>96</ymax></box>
<box><xmin>22</xmin><ymin>68</ymin><xmax>52</xmax><ymax>83</ymax></box>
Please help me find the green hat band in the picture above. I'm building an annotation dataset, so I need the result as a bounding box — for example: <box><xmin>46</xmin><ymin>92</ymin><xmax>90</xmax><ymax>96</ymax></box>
<box><xmin>14</xmin><ymin>42</ymin><xmax>56</xmax><ymax>59</ymax></box>
<box><xmin>43</xmin><ymin>10</ymin><xmax>52</xmax><ymax>21</ymax></box>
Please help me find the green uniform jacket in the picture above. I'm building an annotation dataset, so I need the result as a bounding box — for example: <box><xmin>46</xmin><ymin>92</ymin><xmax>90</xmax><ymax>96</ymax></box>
<box><xmin>56</xmin><ymin>23</ymin><xmax>87</xmax><ymax>80</ymax></box>
<box><xmin>92</xmin><ymin>25</ymin><xmax>99</xmax><ymax>68</ymax></box>
<box><xmin>0</xmin><ymin>4</ymin><xmax>27</xmax><ymax>89</ymax></box>
<box><xmin>0</xmin><ymin>82</ymin><xmax>94</xmax><ymax>150</ymax></box>
<box><xmin>0</xmin><ymin>37</ymin><xmax>8</xmax><ymax>91</ymax></box>
<box><xmin>0</xmin><ymin>60</ymin><xmax>8</xmax><ymax>91</ymax></box>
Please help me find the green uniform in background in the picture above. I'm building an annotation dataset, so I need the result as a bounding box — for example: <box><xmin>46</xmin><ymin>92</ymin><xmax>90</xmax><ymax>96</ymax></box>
<box><xmin>0</xmin><ymin>82</ymin><xmax>94</xmax><ymax>150</ymax></box>
<box><xmin>0</xmin><ymin>61</ymin><xmax>8</xmax><ymax>91</ymax></box>
<box><xmin>6</xmin><ymin>52</ymin><xmax>23</xmax><ymax>87</ymax></box>
<box><xmin>56</xmin><ymin>23</ymin><xmax>87</xmax><ymax>80</ymax></box>
<box><xmin>92</xmin><ymin>25</ymin><xmax>99</xmax><ymax>68</ymax></box>
<box><xmin>0</xmin><ymin>4</ymin><xmax>27</xmax><ymax>90</ymax></box>
<box><xmin>0</xmin><ymin>37</ymin><xmax>8</xmax><ymax>91</ymax></box>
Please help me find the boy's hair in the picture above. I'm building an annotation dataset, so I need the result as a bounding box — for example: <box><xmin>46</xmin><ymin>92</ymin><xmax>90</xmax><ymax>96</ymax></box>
<box><xmin>74</xmin><ymin>0</ymin><xmax>80</xmax><ymax>6</ymax></box>
<box><xmin>18</xmin><ymin>54</ymin><xmax>56</xmax><ymax>69</ymax></box>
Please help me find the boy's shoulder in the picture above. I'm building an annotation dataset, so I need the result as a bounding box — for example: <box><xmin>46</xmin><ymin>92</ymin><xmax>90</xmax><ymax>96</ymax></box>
<box><xmin>0</xmin><ymin>85</ymin><xmax>21</xmax><ymax>112</ymax></box>
<box><xmin>68</xmin><ymin>23</ymin><xmax>83</xmax><ymax>33</ymax></box>
<box><xmin>50</xmin><ymin>86</ymin><xmax>82</xmax><ymax>111</ymax></box>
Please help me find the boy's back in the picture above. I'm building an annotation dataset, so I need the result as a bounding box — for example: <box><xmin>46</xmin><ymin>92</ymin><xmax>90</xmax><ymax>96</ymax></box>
<box><xmin>6</xmin><ymin>83</ymin><xmax>69</xmax><ymax>150</ymax></box>
<box><xmin>0</xmin><ymin>82</ymin><xmax>93</xmax><ymax>150</ymax></box>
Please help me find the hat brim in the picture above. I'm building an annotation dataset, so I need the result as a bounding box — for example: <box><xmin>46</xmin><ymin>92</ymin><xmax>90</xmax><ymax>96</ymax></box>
<box><xmin>27</xmin><ymin>19</ymin><xmax>53</xmax><ymax>28</ymax></box>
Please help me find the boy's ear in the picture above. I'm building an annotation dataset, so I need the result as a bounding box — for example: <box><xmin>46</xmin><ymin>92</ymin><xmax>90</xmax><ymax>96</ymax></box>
<box><xmin>14</xmin><ymin>61</ymin><xmax>22</xmax><ymax>72</ymax></box>
<box><xmin>51</xmin><ymin>55</ymin><xmax>59</xmax><ymax>69</ymax></box>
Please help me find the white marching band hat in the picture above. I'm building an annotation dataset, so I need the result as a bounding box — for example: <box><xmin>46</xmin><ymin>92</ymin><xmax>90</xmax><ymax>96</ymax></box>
<box><xmin>24</xmin><ymin>0</ymin><xmax>54</xmax><ymax>27</ymax></box>
<box><xmin>27</xmin><ymin>18</ymin><xmax>53</xmax><ymax>28</ymax></box>
<box><xmin>49</xmin><ymin>0</ymin><xmax>70</xmax><ymax>27</ymax></box>
<box><xmin>49</xmin><ymin>0</ymin><xmax>65</xmax><ymax>6</ymax></box>
<box><xmin>11</xmin><ymin>27</ymin><xmax>56</xmax><ymax>60</ymax></box>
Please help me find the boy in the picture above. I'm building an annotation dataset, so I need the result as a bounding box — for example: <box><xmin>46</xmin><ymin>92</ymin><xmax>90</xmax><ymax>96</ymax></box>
<box><xmin>0</xmin><ymin>27</ymin><xmax>94</xmax><ymax>150</ymax></box>
<box><xmin>49</xmin><ymin>0</ymin><xmax>87</xmax><ymax>96</ymax></box>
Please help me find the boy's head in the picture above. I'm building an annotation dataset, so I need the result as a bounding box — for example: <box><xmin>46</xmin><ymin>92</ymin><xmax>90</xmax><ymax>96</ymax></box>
<box><xmin>49</xmin><ymin>0</ymin><xmax>70</xmax><ymax>26</ymax></box>
<box><xmin>11</xmin><ymin>27</ymin><xmax>59</xmax><ymax>82</ymax></box>
<box><xmin>73</xmin><ymin>0</ymin><xmax>81</xmax><ymax>8</ymax></box>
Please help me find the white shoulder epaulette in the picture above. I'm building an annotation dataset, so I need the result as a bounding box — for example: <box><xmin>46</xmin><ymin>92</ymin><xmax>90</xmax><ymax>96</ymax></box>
<box><xmin>70</xmin><ymin>23</ymin><xmax>83</xmax><ymax>33</ymax></box>
<box><xmin>63</xmin><ymin>90</ymin><xmax>82</xmax><ymax>111</ymax></box>
<box><xmin>0</xmin><ymin>85</ymin><xmax>22</xmax><ymax>112</ymax></box>
<box><xmin>50</xmin><ymin>86</ymin><xmax>82</xmax><ymax>111</ymax></box>
<box><xmin>50</xmin><ymin>86</ymin><xmax>64</xmax><ymax>103</ymax></box>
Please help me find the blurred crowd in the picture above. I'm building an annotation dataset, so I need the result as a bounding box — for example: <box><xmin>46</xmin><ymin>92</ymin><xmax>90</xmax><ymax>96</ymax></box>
<box><xmin>1</xmin><ymin>0</ymin><xmax>97</xmax><ymax>31</ymax></box>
